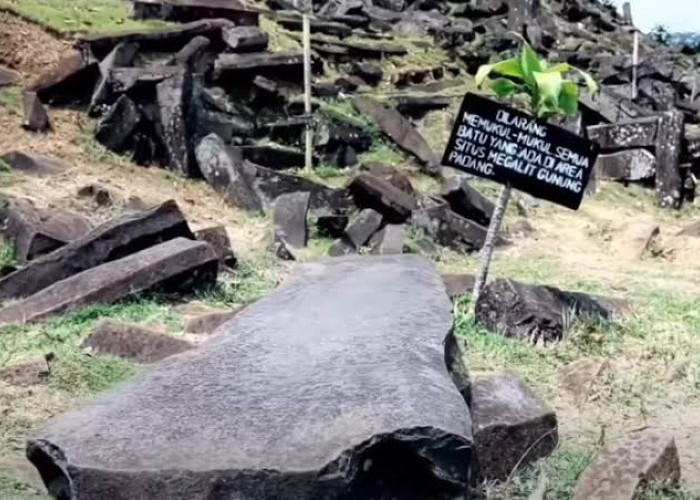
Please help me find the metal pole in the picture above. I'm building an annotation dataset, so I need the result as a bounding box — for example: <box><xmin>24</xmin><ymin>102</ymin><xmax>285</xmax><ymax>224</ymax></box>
<box><xmin>632</xmin><ymin>30</ymin><xmax>639</xmax><ymax>100</ymax></box>
<box><xmin>471</xmin><ymin>183</ymin><xmax>512</xmax><ymax>316</ymax></box>
<box><xmin>303</xmin><ymin>13</ymin><xmax>313</xmax><ymax>172</ymax></box>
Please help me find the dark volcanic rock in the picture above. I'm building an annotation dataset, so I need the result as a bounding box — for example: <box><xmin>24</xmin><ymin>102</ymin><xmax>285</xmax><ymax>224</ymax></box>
<box><xmin>77</xmin><ymin>184</ymin><xmax>115</xmax><ymax>207</ymax></box>
<box><xmin>222</xmin><ymin>26</ymin><xmax>269</xmax><ymax>53</ymax></box>
<box><xmin>655</xmin><ymin>110</ymin><xmax>684</xmax><ymax>209</ymax></box>
<box><xmin>82</xmin><ymin>321</ymin><xmax>193</xmax><ymax>363</ymax></box>
<box><xmin>214</xmin><ymin>53</ymin><xmax>304</xmax><ymax>83</ymax></box>
<box><xmin>157</xmin><ymin>69</ymin><xmax>197</xmax><ymax>178</ymax></box>
<box><xmin>360</xmin><ymin>162</ymin><xmax>414</xmax><ymax>195</ymax></box>
<box><xmin>26</xmin><ymin>255</ymin><xmax>473</xmax><ymax>500</ymax></box>
<box><xmin>0</xmin><ymin>200</ymin><xmax>193</xmax><ymax>301</ymax></box>
<box><xmin>4</xmin><ymin>199</ymin><xmax>92</xmax><ymax>263</ymax></box>
<box><xmin>472</xmin><ymin>373</ymin><xmax>558</xmax><ymax>481</ymax></box>
<box><xmin>172</xmin><ymin>36</ymin><xmax>214</xmax><ymax>74</ymax></box>
<box><xmin>195</xmin><ymin>133</ymin><xmax>264</xmax><ymax>212</ymax></box>
<box><xmin>595</xmin><ymin>149</ymin><xmax>656</xmax><ymax>181</ymax></box>
<box><xmin>21</xmin><ymin>91</ymin><xmax>51</xmax><ymax>133</ymax></box>
<box><xmin>345</xmin><ymin>208</ymin><xmax>383</xmax><ymax>248</ymax></box>
<box><xmin>440</xmin><ymin>177</ymin><xmax>494</xmax><ymax>227</ymax></box>
<box><xmin>133</xmin><ymin>0</ymin><xmax>259</xmax><ymax>26</ymax></box>
<box><xmin>0</xmin><ymin>152</ymin><xmax>65</xmax><ymax>177</ymax></box>
<box><xmin>475</xmin><ymin>279</ymin><xmax>611</xmax><ymax>344</ymax></box>
<box><xmin>77</xmin><ymin>19</ymin><xmax>237</xmax><ymax>60</ymax></box>
<box><xmin>239</xmin><ymin>145</ymin><xmax>305</xmax><ymax>170</ymax></box>
<box><xmin>273</xmin><ymin>192</ymin><xmax>310</xmax><ymax>249</ymax></box>
<box><xmin>587</xmin><ymin>116</ymin><xmax>659</xmax><ymax>149</ymax></box>
<box><xmin>28</xmin><ymin>51</ymin><xmax>98</xmax><ymax>106</ymax></box>
<box><xmin>349</xmin><ymin>173</ymin><xmax>417</xmax><ymax>223</ymax></box>
<box><xmin>352</xmin><ymin>97</ymin><xmax>439</xmax><ymax>174</ymax></box>
<box><xmin>394</xmin><ymin>96</ymin><xmax>451</xmax><ymax>120</ymax></box>
<box><xmin>370</xmin><ymin>224</ymin><xmax>405</xmax><ymax>255</ymax></box>
<box><xmin>194</xmin><ymin>226</ymin><xmax>237</xmax><ymax>269</ymax></box>
<box><xmin>349</xmin><ymin>62</ymin><xmax>383</xmax><ymax>86</ymax></box>
<box><xmin>0</xmin><ymin>238</ymin><xmax>217</xmax><ymax>326</ymax></box>
<box><xmin>90</xmin><ymin>42</ymin><xmax>139</xmax><ymax>114</ymax></box>
<box><xmin>96</xmin><ymin>95</ymin><xmax>141</xmax><ymax>153</ymax></box>
<box><xmin>411</xmin><ymin>205</ymin><xmax>487</xmax><ymax>252</ymax></box>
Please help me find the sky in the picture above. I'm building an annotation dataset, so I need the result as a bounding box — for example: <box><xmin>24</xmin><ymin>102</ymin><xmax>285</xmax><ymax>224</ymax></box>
<box><xmin>611</xmin><ymin>0</ymin><xmax>700</xmax><ymax>33</ymax></box>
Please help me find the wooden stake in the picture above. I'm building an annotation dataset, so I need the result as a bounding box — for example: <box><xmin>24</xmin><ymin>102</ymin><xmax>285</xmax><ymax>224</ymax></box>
<box><xmin>632</xmin><ymin>30</ymin><xmax>639</xmax><ymax>100</ymax></box>
<box><xmin>471</xmin><ymin>183</ymin><xmax>512</xmax><ymax>316</ymax></box>
<box><xmin>303</xmin><ymin>13</ymin><xmax>313</xmax><ymax>172</ymax></box>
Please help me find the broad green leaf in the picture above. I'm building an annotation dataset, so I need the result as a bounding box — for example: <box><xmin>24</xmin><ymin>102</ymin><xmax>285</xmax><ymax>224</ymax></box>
<box><xmin>520</xmin><ymin>42</ymin><xmax>543</xmax><ymax>85</ymax></box>
<box><xmin>559</xmin><ymin>81</ymin><xmax>580</xmax><ymax>117</ymax></box>
<box><xmin>491</xmin><ymin>78</ymin><xmax>517</xmax><ymax>98</ymax></box>
<box><xmin>475</xmin><ymin>63</ymin><xmax>495</xmax><ymax>87</ymax></box>
<box><xmin>533</xmin><ymin>71</ymin><xmax>562</xmax><ymax>108</ymax></box>
<box><xmin>543</xmin><ymin>62</ymin><xmax>571</xmax><ymax>74</ymax></box>
<box><xmin>491</xmin><ymin>58</ymin><xmax>525</xmax><ymax>80</ymax></box>
<box><xmin>575</xmin><ymin>67</ymin><xmax>599</xmax><ymax>95</ymax></box>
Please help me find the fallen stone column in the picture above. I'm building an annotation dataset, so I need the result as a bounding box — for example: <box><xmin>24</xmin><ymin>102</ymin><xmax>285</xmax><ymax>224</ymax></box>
<box><xmin>27</xmin><ymin>255</ymin><xmax>473</xmax><ymax>499</ymax></box>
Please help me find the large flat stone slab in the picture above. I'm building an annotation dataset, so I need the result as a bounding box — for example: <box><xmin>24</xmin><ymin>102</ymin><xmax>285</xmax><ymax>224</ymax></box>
<box><xmin>0</xmin><ymin>238</ymin><xmax>217</xmax><ymax>326</ymax></box>
<box><xmin>27</xmin><ymin>255</ymin><xmax>474</xmax><ymax>499</ymax></box>
<box><xmin>0</xmin><ymin>200</ymin><xmax>193</xmax><ymax>301</ymax></box>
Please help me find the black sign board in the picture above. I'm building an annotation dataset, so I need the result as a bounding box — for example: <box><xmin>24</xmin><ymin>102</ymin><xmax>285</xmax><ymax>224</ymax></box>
<box><xmin>442</xmin><ymin>93</ymin><xmax>598</xmax><ymax>210</ymax></box>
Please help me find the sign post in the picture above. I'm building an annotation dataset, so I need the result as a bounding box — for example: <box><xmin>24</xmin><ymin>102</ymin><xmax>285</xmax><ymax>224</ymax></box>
<box><xmin>303</xmin><ymin>12</ymin><xmax>312</xmax><ymax>172</ymax></box>
<box><xmin>441</xmin><ymin>93</ymin><xmax>598</xmax><ymax>314</ymax></box>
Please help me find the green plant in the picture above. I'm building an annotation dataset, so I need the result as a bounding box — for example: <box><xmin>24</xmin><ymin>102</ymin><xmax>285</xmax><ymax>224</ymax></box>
<box><xmin>475</xmin><ymin>40</ymin><xmax>599</xmax><ymax>118</ymax></box>
<box><xmin>0</xmin><ymin>244</ymin><xmax>17</xmax><ymax>269</ymax></box>
<box><xmin>650</xmin><ymin>24</ymin><xmax>672</xmax><ymax>46</ymax></box>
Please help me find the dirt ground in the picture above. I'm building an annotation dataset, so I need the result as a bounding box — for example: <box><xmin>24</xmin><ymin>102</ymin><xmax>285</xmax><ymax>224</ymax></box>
<box><xmin>1</xmin><ymin>12</ymin><xmax>700</xmax><ymax>498</ymax></box>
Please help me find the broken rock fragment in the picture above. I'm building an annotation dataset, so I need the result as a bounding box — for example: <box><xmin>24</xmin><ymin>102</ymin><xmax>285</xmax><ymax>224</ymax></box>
<box><xmin>411</xmin><ymin>204</ymin><xmax>487</xmax><ymax>252</ymax></box>
<box><xmin>370</xmin><ymin>224</ymin><xmax>405</xmax><ymax>255</ymax></box>
<box><xmin>595</xmin><ymin>149</ymin><xmax>655</xmax><ymax>182</ymax></box>
<box><xmin>345</xmin><ymin>208</ymin><xmax>383</xmax><ymax>248</ymax></box>
<box><xmin>222</xmin><ymin>26</ymin><xmax>269</xmax><ymax>52</ymax></box>
<box><xmin>573</xmin><ymin>430</ymin><xmax>681</xmax><ymax>500</ymax></box>
<box><xmin>273</xmin><ymin>192</ymin><xmax>310</xmax><ymax>249</ymax></box>
<box><xmin>21</xmin><ymin>91</ymin><xmax>51</xmax><ymax>133</ymax></box>
<box><xmin>0</xmin><ymin>238</ymin><xmax>217</xmax><ymax>326</ymax></box>
<box><xmin>440</xmin><ymin>177</ymin><xmax>494</xmax><ymax>227</ymax></box>
<box><xmin>194</xmin><ymin>226</ymin><xmax>237</xmax><ymax>269</ymax></box>
<box><xmin>349</xmin><ymin>173</ymin><xmax>417</xmax><ymax>223</ymax></box>
<box><xmin>472</xmin><ymin>372</ymin><xmax>558</xmax><ymax>481</ymax></box>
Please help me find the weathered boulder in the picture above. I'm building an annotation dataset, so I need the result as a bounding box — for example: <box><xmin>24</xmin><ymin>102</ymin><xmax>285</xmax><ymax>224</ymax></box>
<box><xmin>3</xmin><ymin>199</ymin><xmax>92</xmax><ymax>263</ymax></box>
<box><xmin>0</xmin><ymin>238</ymin><xmax>217</xmax><ymax>326</ymax></box>
<box><xmin>0</xmin><ymin>151</ymin><xmax>65</xmax><ymax>177</ymax></box>
<box><xmin>27</xmin><ymin>255</ymin><xmax>473</xmax><ymax>499</ymax></box>
<box><xmin>411</xmin><ymin>205</ymin><xmax>487</xmax><ymax>252</ymax></box>
<box><xmin>21</xmin><ymin>91</ymin><xmax>51</xmax><ymax>133</ymax></box>
<box><xmin>0</xmin><ymin>200</ymin><xmax>193</xmax><ymax>301</ymax></box>
<box><xmin>573</xmin><ymin>431</ymin><xmax>681</xmax><ymax>500</ymax></box>
<box><xmin>349</xmin><ymin>173</ymin><xmax>417</xmax><ymax>223</ymax></box>
<box><xmin>194</xmin><ymin>226</ymin><xmax>237</xmax><ymax>269</ymax></box>
<box><xmin>472</xmin><ymin>373</ymin><xmax>557</xmax><ymax>481</ymax></box>
<box><xmin>0</xmin><ymin>356</ymin><xmax>50</xmax><ymax>387</ymax></box>
<box><xmin>28</xmin><ymin>51</ymin><xmax>98</xmax><ymax>106</ymax></box>
<box><xmin>655</xmin><ymin>110</ymin><xmax>684</xmax><ymax>209</ymax></box>
<box><xmin>157</xmin><ymin>69</ymin><xmax>197</xmax><ymax>177</ymax></box>
<box><xmin>184</xmin><ymin>309</ymin><xmax>241</xmax><ymax>335</ymax></box>
<box><xmin>82</xmin><ymin>321</ymin><xmax>193</xmax><ymax>363</ymax></box>
<box><xmin>370</xmin><ymin>224</ymin><xmax>404</xmax><ymax>255</ymax></box>
<box><xmin>273</xmin><ymin>192</ymin><xmax>310</xmax><ymax>249</ymax></box>
<box><xmin>133</xmin><ymin>0</ymin><xmax>259</xmax><ymax>25</ymax></box>
<box><xmin>95</xmin><ymin>95</ymin><xmax>141</xmax><ymax>153</ymax></box>
<box><xmin>440</xmin><ymin>177</ymin><xmax>494</xmax><ymax>227</ymax></box>
<box><xmin>345</xmin><ymin>208</ymin><xmax>383</xmax><ymax>248</ymax></box>
<box><xmin>595</xmin><ymin>149</ymin><xmax>656</xmax><ymax>181</ymax></box>
<box><xmin>222</xmin><ymin>26</ymin><xmax>269</xmax><ymax>52</ymax></box>
<box><xmin>352</xmin><ymin>97</ymin><xmax>439</xmax><ymax>174</ymax></box>
<box><xmin>195</xmin><ymin>133</ymin><xmax>264</xmax><ymax>213</ymax></box>
<box><xmin>475</xmin><ymin>279</ymin><xmax>611</xmax><ymax>343</ymax></box>
<box><xmin>587</xmin><ymin>116</ymin><xmax>659</xmax><ymax>149</ymax></box>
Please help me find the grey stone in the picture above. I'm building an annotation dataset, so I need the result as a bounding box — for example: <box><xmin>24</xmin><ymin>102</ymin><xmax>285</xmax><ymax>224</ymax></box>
<box><xmin>595</xmin><ymin>149</ymin><xmax>656</xmax><ymax>181</ymax></box>
<box><xmin>195</xmin><ymin>133</ymin><xmax>264</xmax><ymax>213</ymax></box>
<box><xmin>95</xmin><ymin>95</ymin><xmax>141</xmax><ymax>153</ymax></box>
<box><xmin>132</xmin><ymin>0</ymin><xmax>259</xmax><ymax>25</ymax></box>
<box><xmin>222</xmin><ymin>26</ymin><xmax>269</xmax><ymax>52</ymax></box>
<box><xmin>0</xmin><ymin>200</ymin><xmax>193</xmax><ymax>301</ymax></box>
<box><xmin>171</xmin><ymin>36</ymin><xmax>213</xmax><ymax>74</ymax></box>
<box><xmin>345</xmin><ymin>209</ymin><xmax>383</xmax><ymax>248</ymax></box>
<box><xmin>273</xmin><ymin>237</ymin><xmax>298</xmax><ymax>261</ymax></box>
<box><xmin>655</xmin><ymin>110</ymin><xmax>684</xmax><ymax>209</ymax></box>
<box><xmin>475</xmin><ymin>279</ymin><xmax>611</xmax><ymax>344</ymax></box>
<box><xmin>370</xmin><ymin>224</ymin><xmax>405</xmax><ymax>255</ymax></box>
<box><xmin>349</xmin><ymin>173</ymin><xmax>417</xmax><ymax>223</ymax></box>
<box><xmin>352</xmin><ymin>97</ymin><xmax>439</xmax><ymax>174</ymax></box>
<box><xmin>82</xmin><ymin>321</ymin><xmax>193</xmax><ymax>363</ymax></box>
<box><xmin>0</xmin><ymin>151</ymin><xmax>65</xmax><ymax>177</ymax></box>
<box><xmin>411</xmin><ymin>205</ymin><xmax>487</xmax><ymax>252</ymax></box>
<box><xmin>360</xmin><ymin>162</ymin><xmax>414</xmax><ymax>196</ymax></box>
<box><xmin>90</xmin><ymin>42</ymin><xmax>139</xmax><ymax>114</ymax></box>
<box><xmin>587</xmin><ymin>117</ymin><xmax>659</xmax><ymax>149</ymax></box>
<box><xmin>28</xmin><ymin>51</ymin><xmax>99</xmax><ymax>106</ymax></box>
<box><xmin>472</xmin><ymin>373</ymin><xmax>557</xmax><ymax>481</ymax></box>
<box><xmin>214</xmin><ymin>53</ymin><xmax>304</xmax><ymax>82</ymax></box>
<box><xmin>21</xmin><ymin>91</ymin><xmax>50</xmax><ymax>133</ymax></box>
<box><xmin>77</xmin><ymin>184</ymin><xmax>116</xmax><ymax>207</ymax></box>
<box><xmin>573</xmin><ymin>430</ymin><xmax>681</xmax><ymax>500</ymax></box>
<box><xmin>0</xmin><ymin>238</ymin><xmax>217</xmax><ymax>326</ymax></box>
<box><xmin>440</xmin><ymin>177</ymin><xmax>494</xmax><ymax>227</ymax></box>
<box><xmin>194</xmin><ymin>226</ymin><xmax>237</xmax><ymax>269</ymax></box>
<box><xmin>27</xmin><ymin>255</ymin><xmax>473</xmax><ymax>499</ymax></box>
<box><xmin>328</xmin><ymin>238</ymin><xmax>356</xmax><ymax>257</ymax></box>
<box><xmin>273</xmin><ymin>192</ymin><xmax>310</xmax><ymax>249</ymax></box>
<box><xmin>156</xmin><ymin>68</ymin><xmax>197</xmax><ymax>177</ymax></box>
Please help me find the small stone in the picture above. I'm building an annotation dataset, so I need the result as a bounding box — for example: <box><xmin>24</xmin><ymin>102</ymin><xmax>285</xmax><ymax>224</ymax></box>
<box><xmin>273</xmin><ymin>192</ymin><xmax>310</xmax><ymax>249</ymax></box>
<box><xmin>345</xmin><ymin>209</ymin><xmax>383</xmax><ymax>248</ymax></box>
<box><xmin>194</xmin><ymin>226</ymin><xmax>237</xmax><ymax>269</ymax></box>
<box><xmin>77</xmin><ymin>184</ymin><xmax>115</xmax><ymax>207</ymax></box>
<box><xmin>22</xmin><ymin>91</ymin><xmax>51</xmax><ymax>133</ymax></box>
<box><xmin>82</xmin><ymin>321</ymin><xmax>193</xmax><ymax>363</ymax></box>
<box><xmin>349</xmin><ymin>173</ymin><xmax>417</xmax><ymax>223</ymax></box>
<box><xmin>573</xmin><ymin>430</ymin><xmax>681</xmax><ymax>500</ymax></box>
<box><xmin>0</xmin><ymin>355</ymin><xmax>50</xmax><ymax>387</ymax></box>
<box><xmin>472</xmin><ymin>372</ymin><xmax>558</xmax><ymax>481</ymax></box>
<box><xmin>274</xmin><ymin>237</ymin><xmax>297</xmax><ymax>261</ymax></box>
<box><xmin>369</xmin><ymin>224</ymin><xmax>404</xmax><ymax>255</ymax></box>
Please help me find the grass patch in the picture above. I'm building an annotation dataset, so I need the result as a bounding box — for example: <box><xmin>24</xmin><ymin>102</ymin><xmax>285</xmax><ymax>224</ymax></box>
<box><xmin>0</xmin><ymin>87</ymin><xmax>22</xmax><ymax>116</ymax></box>
<box><xmin>0</xmin><ymin>475</ymin><xmax>46</xmax><ymax>500</ymax></box>
<box><xmin>358</xmin><ymin>141</ymin><xmax>406</xmax><ymax>166</ymax></box>
<box><xmin>260</xmin><ymin>15</ymin><xmax>301</xmax><ymax>53</ymax></box>
<box><xmin>0</xmin><ymin>0</ymin><xmax>166</xmax><ymax>33</ymax></box>
<box><xmin>0</xmin><ymin>244</ymin><xmax>18</xmax><ymax>269</ymax></box>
